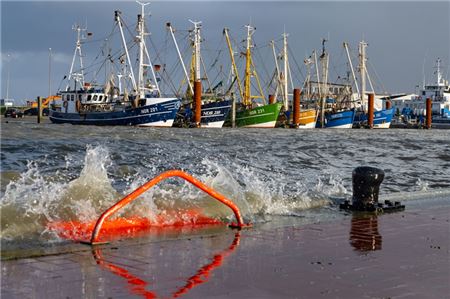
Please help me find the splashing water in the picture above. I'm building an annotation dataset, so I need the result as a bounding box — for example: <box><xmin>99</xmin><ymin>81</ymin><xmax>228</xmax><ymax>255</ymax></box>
<box><xmin>2</xmin><ymin>123</ymin><xmax>449</xmax><ymax>251</ymax></box>
<box><xmin>0</xmin><ymin>145</ymin><xmax>334</xmax><ymax>247</ymax></box>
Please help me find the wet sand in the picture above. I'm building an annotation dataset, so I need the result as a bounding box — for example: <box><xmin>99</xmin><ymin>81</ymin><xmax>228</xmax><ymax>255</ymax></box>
<box><xmin>2</xmin><ymin>204</ymin><xmax>449</xmax><ymax>298</ymax></box>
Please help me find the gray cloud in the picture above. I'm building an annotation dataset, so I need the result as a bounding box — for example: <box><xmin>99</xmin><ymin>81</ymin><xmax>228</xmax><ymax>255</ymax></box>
<box><xmin>1</xmin><ymin>1</ymin><xmax>449</xmax><ymax>103</ymax></box>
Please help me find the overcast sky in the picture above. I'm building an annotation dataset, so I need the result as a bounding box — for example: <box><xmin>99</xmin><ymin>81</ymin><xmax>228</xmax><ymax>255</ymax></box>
<box><xmin>1</xmin><ymin>1</ymin><xmax>449</xmax><ymax>103</ymax></box>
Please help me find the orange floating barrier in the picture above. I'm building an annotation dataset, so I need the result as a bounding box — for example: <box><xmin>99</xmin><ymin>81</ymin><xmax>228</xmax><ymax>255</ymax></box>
<box><xmin>48</xmin><ymin>170</ymin><xmax>249</xmax><ymax>245</ymax></box>
<box><xmin>48</xmin><ymin>209</ymin><xmax>224</xmax><ymax>243</ymax></box>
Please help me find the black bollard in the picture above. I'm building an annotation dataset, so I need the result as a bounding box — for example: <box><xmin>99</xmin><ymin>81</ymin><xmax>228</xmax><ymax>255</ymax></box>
<box><xmin>340</xmin><ymin>166</ymin><xmax>405</xmax><ymax>212</ymax></box>
<box><xmin>352</xmin><ymin>166</ymin><xmax>384</xmax><ymax>210</ymax></box>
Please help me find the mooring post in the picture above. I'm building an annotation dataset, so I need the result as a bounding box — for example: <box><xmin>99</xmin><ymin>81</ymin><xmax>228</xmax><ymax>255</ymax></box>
<box><xmin>385</xmin><ymin>100</ymin><xmax>391</xmax><ymax>110</ymax></box>
<box><xmin>231</xmin><ymin>92</ymin><xmax>236</xmax><ymax>128</ymax></box>
<box><xmin>293</xmin><ymin>88</ymin><xmax>300</xmax><ymax>128</ymax></box>
<box><xmin>340</xmin><ymin>166</ymin><xmax>405</xmax><ymax>212</ymax></box>
<box><xmin>426</xmin><ymin>97</ymin><xmax>432</xmax><ymax>129</ymax></box>
<box><xmin>37</xmin><ymin>96</ymin><xmax>42</xmax><ymax>124</ymax></box>
<box><xmin>367</xmin><ymin>93</ymin><xmax>374</xmax><ymax>128</ymax></box>
<box><xmin>194</xmin><ymin>80</ymin><xmax>202</xmax><ymax>127</ymax></box>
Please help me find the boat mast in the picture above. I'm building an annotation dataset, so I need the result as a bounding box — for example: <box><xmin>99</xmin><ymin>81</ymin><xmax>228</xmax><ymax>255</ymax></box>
<box><xmin>137</xmin><ymin>2</ymin><xmax>149</xmax><ymax>98</ymax></box>
<box><xmin>282</xmin><ymin>32</ymin><xmax>289</xmax><ymax>111</ymax></box>
<box><xmin>436</xmin><ymin>58</ymin><xmax>444</xmax><ymax>86</ymax></box>
<box><xmin>190</xmin><ymin>20</ymin><xmax>202</xmax><ymax>83</ymax></box>
<box><xmin>359</xmin><ymin>40</ymin><xmax>367</xmax><ymax>111</ymax></box>
<box><xmin>270</xmin><ymin>40</ymin><xmax>281</xmax><ymax>100</ymax></box>
<box><xmin>320</xmin><ymin>38</ymin><xmax>329</xmax><ymax>98</ymax></box>
<box><xmin>244</xmin><ymin>24</ymin><xmax>255</xmax><ymax>107</ymax></box>
<box><xmin>303</xmin><ymin>56</ymin><xmax>313</xmax><ymax>99</ymax></box>
<box><xmin>343</xmin><ymin>42</ymin><xmax>360</xmax><ymax>97</ymax></box>
<box><xmin>137</xmin><ymin>1</ymin><xmax>160</xmax><ymax>97</ymax></box>
<box><xmin>313</xmin><ymin>50</ymin><xmax>324</xmax><ymax>127</ymax></box>
<box><xmin>319</xmin><ymin>38</ymin><xmax>329</xmax><ymax>128</ymax></box>
<box><xmin>223</xmin><ymin>28</ymin><xmax>244</xmax><ymax>101</ymax></box>
<box><xmin>167</xmin><ymin>23</ymin><xmax>193</xmax><ymax>94</ymax></box>
<box><xmin>67</xmin><ymin>24</ymin><xmax>86</xmax><ymax>90</ymax></box>
<box><xmin>115</xmin><ymin>10</ymin><xmax>138</xmax><ymax>94</ymax></box>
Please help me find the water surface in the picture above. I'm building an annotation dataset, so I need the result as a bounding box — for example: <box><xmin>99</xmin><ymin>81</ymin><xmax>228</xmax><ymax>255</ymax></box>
<box><xmin>1</xmin><ymin>118</ymin><xmax>449</xmax><ymax>255</ymax></box>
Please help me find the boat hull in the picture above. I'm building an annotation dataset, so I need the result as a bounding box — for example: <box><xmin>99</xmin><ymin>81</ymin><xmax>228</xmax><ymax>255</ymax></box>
<box><xmin>49</xmin><ymin>98</ymin><xmax>181</xmax><ymax>127</ymax></box>
<box><xmin>235</xmin><ymin>103</ymin><xmax>282</xmax><ymax>128</ymax></box>
<box><xmin>353</xmin><ymin>108</ymin><xmax>394</xmax><ymax>129</ymax></box>
<box><xmin>297</xmin><ymin>109</ymin><xmax>317</xmax><ymax>129</ymax></box>
<box><xmin>200</xmin><ymin>100</ymin><xmax>232</xmax><ymax>128</ymax></box>
<box><xmin>316</xmin><ymin>109</ymin><xmax>355</xmax><ymax>128</ymax></box>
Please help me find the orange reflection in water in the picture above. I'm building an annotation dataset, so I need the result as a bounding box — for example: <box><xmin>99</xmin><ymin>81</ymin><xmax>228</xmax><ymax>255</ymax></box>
<box><xmin>92</xmin><ymin>232</ymin><xmax>241</xmax><ymax>298</ymax></box>
<box><xmin>349</xmin><ymin>215</ymin><xmax>382</xmax><ymax>252</ymax></box>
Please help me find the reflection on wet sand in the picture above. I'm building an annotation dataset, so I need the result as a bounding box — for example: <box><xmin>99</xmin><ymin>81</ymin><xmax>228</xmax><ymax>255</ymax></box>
<box><xmin>92</xmin><ymin>232</ymin><xmax>241</xmax><ymax>298</ymax></box>
<box><xmin>349</xmin><ymin>215</ymin><xmax>382</xmax><ymax>252</ymax></box>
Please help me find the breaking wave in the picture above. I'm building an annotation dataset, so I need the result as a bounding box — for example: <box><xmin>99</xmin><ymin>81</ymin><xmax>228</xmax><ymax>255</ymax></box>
<box><xmin>1</xmin><ymin>145</ymin><xmax>341</xmax><ymax>244</ymax></box>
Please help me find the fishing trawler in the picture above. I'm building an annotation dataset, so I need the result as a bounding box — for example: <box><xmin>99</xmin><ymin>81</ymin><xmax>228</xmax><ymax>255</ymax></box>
<box><xmin>50</xmin><ymin>5</ymin><xmax>181</xmax><ymax>126</ymax></box>
<box><xmin>350</xmin><ymin>41</ymin><xmax>394</xmax><ymax>128</ymax></box>
<box><xmin>269</xmin><ymin>33</ymin><xmax>317</xmax><ymax>128</ymax></box>
<box><xmin>167</xmin><ymin>21</ymin><xmax>231</xmax><ymax>128</ymax></box>
<box><xmin>311</xmin><ymin>40</ymin><xmax>355</xmax><ymax>129</ymax></box>
<box><xmin>223</xmin><ymin>25</ymin><xmax>282</xmax><ymax>128</ymax></box>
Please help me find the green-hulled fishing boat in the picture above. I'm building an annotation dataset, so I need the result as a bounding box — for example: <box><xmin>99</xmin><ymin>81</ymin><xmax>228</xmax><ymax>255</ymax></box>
<box><xmin>235</xmin><ymin>102</ymin><xmax>282</xmax><ymax>128</ymax></box>
<box><xmin>224</xmin><ymin>25</ymin><xmax>282</xmax><ymax>128</ymax></box>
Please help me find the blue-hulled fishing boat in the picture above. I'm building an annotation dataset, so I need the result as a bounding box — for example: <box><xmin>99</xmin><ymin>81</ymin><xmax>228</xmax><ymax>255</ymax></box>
<box><xmin>316</xmin><ymin>108</ymin><xmax>355</xmax><ymax>128</ymax></box>
<box><xmin>50</xmin><ymin>6</ymin><xmax>181</xmax><ymax>127</ymax></box>
<box><xmin>353</xmin><ymin>107</ymin><xmax>394</xmax><ymax>128</ymax></box>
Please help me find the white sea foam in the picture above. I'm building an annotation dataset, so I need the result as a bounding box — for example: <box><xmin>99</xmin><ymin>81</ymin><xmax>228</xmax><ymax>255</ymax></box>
<box><xmin>1</xmin><ymin>144</ymin><xmax>337</xmax><ymax>242</ymax></box>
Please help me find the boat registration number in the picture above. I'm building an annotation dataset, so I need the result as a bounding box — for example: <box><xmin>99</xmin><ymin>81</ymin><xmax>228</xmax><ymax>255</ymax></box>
<box><xmin>141</xmin><ymin>107</ymin><xmax>158</xmax><ymax>114</ymax></box>
<box><xmin>249</xmin><ymin>108</ymin><xmax>265</xmax><ymax>115</ymax></box>
<box><xmin>204</xmin><ymin>110</ymin><xmax>220</xmax><ymax>116</ymax></box>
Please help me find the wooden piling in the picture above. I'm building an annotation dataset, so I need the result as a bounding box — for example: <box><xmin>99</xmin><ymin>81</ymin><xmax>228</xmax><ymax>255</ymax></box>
<box><xmin>194</xmin><ymin>80</ymin><xmax>202</xmax><ymax>127</ymax></box>
<box><xmin>368</xmin><ymin>93</ymin><xmax>374</xmax><ymax>129</ymax></box>
<box><xmin>293</xmin><ymin>88</ymin><xmax>300</xmax><ymax>127</ymax></box>
<box><xmin>231</xmin><ymin>92</ymin><xmax>236</xmax><ymax>128</ymax></box>
<box><xmin>426</xmin><ymin>98</ymin><xmax>432</xmax><ymax>129</ymax></box>
<box><xmin>268</xmin><ymin>94</ymin><xmax>275</xmax><ymax>104</ymax></box>
<box><xmin>385</xmin><ymin>100</ymin><xmax>391</xmax><ymax>110</ymax></box>
<box><xmin>37</xmin><ymin>96</ymin><xmax>42</xmax><ymax>124</ymax></box>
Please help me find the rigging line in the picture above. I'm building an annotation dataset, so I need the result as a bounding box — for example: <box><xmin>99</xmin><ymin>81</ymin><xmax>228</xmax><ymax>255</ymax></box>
<box><xmin>254</xmin><ymin>44</ymin><xmax>271</xmax><ymax>88</ymax></box>
<box><xmin>200</xmin><ymin>55</ymin><xmax>213</xmax><ymax>92</ymax></box>
<box><xmin>327</xmin><ymin>51</ymin><xmax>340</xmax><ymax>85</ymax></box>
<box><xmin>160</xmin><ymin>67</ymin><xmax>178</xmax><ymax>95</ymax></box>
<box><xmin>367</xmin><ymin>58</ymin><xmax>388</xmax><ymax>95</ymax></box>
<box><xmin>287</xmin><ymin>44</ymin><xmax>306</xmax><ymax>84</ymax></box>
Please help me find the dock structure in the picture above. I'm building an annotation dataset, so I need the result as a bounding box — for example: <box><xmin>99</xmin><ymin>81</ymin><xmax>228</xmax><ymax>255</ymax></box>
<box><xmin>2</xmin><ymin>203</ymin><xmax>448</xmax><ymax>298</ymax></box>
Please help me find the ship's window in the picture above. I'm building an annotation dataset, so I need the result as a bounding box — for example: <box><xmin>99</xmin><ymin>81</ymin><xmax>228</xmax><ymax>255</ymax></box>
<box><xmin>422</xmin><ymin>91</ymin><xmax>426</xmax><ymax>96</ymax></box>
<box><xmin>104</xmin><ymin>96</ymin><xmax>108</xmax><ymax>102</ymax></box>
<box><xmin>71</xmin><ymin>94</ymin><xmax>74</xmax><ymax>101</ymax></box>
<box><xmin>93</xmin><ymin>95</ymin><xmax>98</xmax><ymax>101</ymax></box>
<box><xmin>87</xmin><ymin>95</ymin><xmax>92</xmax><ymax>101</ymax></box>
<box><xmin>99</xmin><ymin>96</ymin><xmax>103</xmax><ymax>102</ymax></box>
<box><xmin>78</xmin><ymin>94</ymin><xmax>82</xmax><ymax>101</ymax></box>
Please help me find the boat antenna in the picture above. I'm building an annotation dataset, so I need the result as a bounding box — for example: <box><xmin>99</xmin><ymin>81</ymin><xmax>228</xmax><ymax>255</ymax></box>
<box><xmin>6</xmin><ymin>54</ymin><xmax>10</xmax><ymax>100</ymax></box>
<box><xmin>422</xmin><ymin>49</ymin><xmax>428</xmax><ymax>89</ymax></box>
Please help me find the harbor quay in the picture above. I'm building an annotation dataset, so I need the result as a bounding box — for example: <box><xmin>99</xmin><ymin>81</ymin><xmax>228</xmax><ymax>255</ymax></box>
<box><xmin>1</xmin><ymin>202</ymin><xmax>449</xmax><ymax>298</ymax></box>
